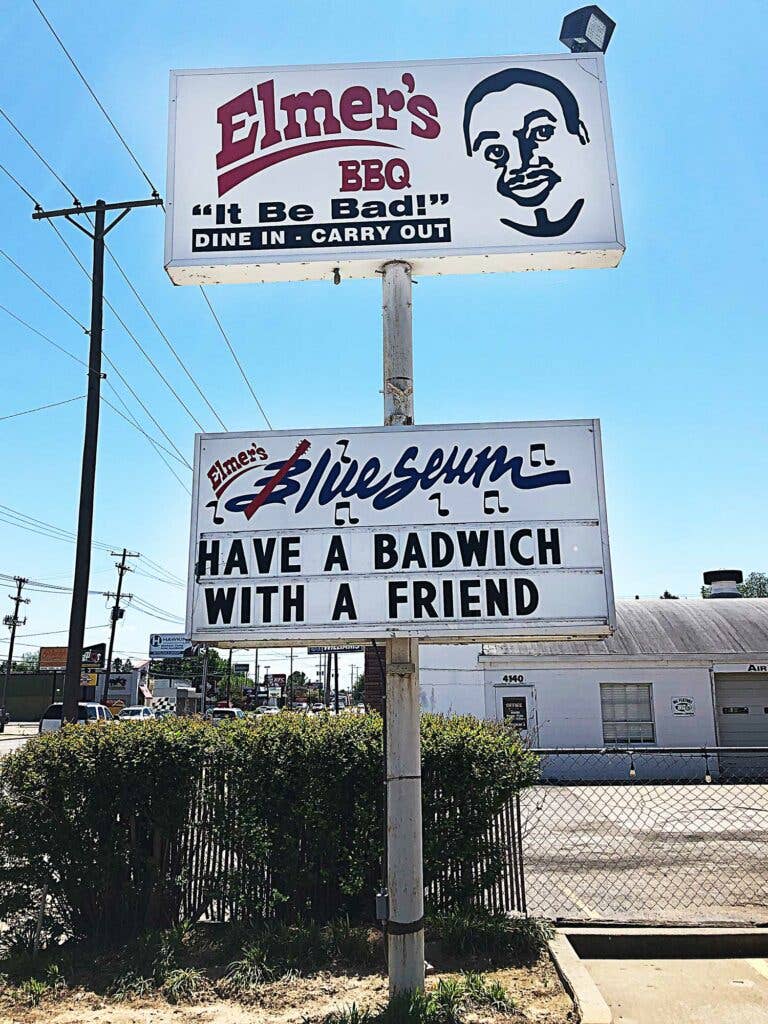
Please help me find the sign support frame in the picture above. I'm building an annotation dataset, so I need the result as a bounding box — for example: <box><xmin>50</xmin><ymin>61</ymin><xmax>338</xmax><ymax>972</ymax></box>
<box><xmin>382</xmin><ymin>260</ymin><xmax>425</xmax><ymax>995</ymax></box>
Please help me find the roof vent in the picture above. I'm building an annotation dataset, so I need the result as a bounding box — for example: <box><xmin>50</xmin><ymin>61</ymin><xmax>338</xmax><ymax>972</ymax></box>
<box><xmin>703</xmin><ymin>569</ymin><xmax>743</xmax><ymax>598</ymax></box>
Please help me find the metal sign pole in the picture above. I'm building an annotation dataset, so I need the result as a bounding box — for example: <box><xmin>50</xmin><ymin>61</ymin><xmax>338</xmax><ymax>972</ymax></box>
<box><xmin>382</xmin><ymin>260</ymin><xmax>424</xmax><ymax>995</ymax></box>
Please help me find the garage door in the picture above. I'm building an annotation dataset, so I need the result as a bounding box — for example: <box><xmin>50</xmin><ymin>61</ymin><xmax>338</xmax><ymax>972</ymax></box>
<box><xmin>715</xmin><ymin>674</ymin><xmax>768</xmax><ymax>777</ymax></box>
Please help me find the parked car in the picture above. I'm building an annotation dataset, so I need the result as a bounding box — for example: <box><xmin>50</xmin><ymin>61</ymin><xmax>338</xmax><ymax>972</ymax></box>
<box><xmin>208</xmin><ymin>707</ymin><xmax>245</xmax><ymax>722</ymax></box>
<box><xmin>39</xmin><ymin>702</ymin><xmax>113</xmax><ymax>733</ymax></box>
<box><xmin>118</xmin><ymin>705</ymin><xmax>156</xmax><ymax>721</ymax></box>
<box><xmin>154</xmin><ymin>708</ymin><xmax>174</xmax><ymax>719</ymax></box>
<box><xmin>255</xmin><ymin>706</ymin><xmax>280</xmax><ymax>716</ymax></box>
<box><xmin>311</xmin><ymin>703</ymin><xmax>327</xmax><ymax>714</ymax></box>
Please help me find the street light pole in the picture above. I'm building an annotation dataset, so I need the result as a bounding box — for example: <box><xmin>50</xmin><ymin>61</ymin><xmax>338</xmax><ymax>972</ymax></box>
<box><xmin>381</xmin><ymin>260</ymin><xmax>424</xmax><ymax>996</ymax></box>
<box><xmin>32</xmin><ymin>196</ymin><xmax>162</xmax><ymax>723</ymax></box>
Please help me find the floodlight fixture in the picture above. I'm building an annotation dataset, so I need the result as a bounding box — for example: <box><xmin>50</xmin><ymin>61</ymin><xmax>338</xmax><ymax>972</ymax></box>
<box><xmin>560</xmin><ymin>5</ymin><xmax>616</xmax><ymax>53</ymax></box>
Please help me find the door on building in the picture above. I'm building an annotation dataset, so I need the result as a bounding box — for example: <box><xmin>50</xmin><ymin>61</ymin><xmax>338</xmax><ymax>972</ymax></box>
<box><xmin>495</xmin><ymin>687</ymin><xmax>539</xmax><ymax>744</ymax></box>
<box><xmin>715</xmin><ymin>673</ymin><xmax>768</xmax><ymax>777</ymax></box>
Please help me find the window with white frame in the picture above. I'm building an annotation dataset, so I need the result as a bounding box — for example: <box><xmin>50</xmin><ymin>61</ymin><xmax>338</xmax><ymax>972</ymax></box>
<box><xmin>600</xmin><ymin>683</ymin><xmax>655</xmax><ymax>744</ymax></box>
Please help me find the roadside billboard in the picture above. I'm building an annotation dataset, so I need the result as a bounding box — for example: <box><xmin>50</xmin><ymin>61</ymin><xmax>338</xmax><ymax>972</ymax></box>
<box><xmin>40</xmin><ymin>643</ymin><xmax>105</xmax><ymax>670</ymax></box>
<box><xmin>186</xmin><ymin>421</ymin><xmax>614</xmax><ymax>645</ymax></box>
<box><xmin>165</xmin><ymin>53</ymin><xmax>623</xmax><ymax>284</ymax></box>
<box><xmin>149</xmin><ymin>633</ymin><xmax>197</xmax><ymax>660</ymax></box>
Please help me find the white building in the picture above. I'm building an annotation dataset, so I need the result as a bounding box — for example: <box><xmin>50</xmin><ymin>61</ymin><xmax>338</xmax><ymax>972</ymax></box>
<box><xmin>420</xmin><ymin>596</ymin><xmax>768</xmax><ymax>752</ymax></box>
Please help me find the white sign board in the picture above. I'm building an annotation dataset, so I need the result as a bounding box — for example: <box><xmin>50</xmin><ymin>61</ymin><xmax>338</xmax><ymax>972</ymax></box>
<box><xmin>165</xmin><ymin>53</ymin><xmax>623</xmax><ymax>284</ymax></box>
<box><xmin>186</xmin><ymin>420</ymin><xmax>614</xmax><ymax>645</ymax></box>
<box><xmin>149</xmin><ymin>633</ymin><xmax>196</xmax><ymax>660</ymax></box>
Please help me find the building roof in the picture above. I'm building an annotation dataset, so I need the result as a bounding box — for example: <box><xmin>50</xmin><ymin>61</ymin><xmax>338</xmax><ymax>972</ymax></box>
<box><xmin>484</xmin><ymin>599</ymin><xmax>768</xmax><ymax>658</ymax></box>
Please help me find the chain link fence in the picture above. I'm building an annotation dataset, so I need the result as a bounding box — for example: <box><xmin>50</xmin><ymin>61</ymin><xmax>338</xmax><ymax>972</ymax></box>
<box><xmin>520</xmin><ymin>747</ymin><xmax>768</xmax><ymax>925</ymax></box>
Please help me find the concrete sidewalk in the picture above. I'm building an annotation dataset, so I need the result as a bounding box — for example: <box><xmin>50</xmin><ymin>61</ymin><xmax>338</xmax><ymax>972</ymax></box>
<box><xmin>552</xmin><ymin>929</ymin><xmax>768</xmax><ymax>1024</ymax></box>
<box><xmin>586</xmin><ymin>956</ymin><xmax>768</xmax><ymax>1024</ymax></box>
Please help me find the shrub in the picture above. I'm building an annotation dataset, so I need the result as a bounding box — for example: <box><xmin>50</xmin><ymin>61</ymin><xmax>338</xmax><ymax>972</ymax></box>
<box><xmin>429</xmin><ymin>907</ymin><xmax>553</xmax><ymax>964</ymax></box>
<box><xmin>0</xmin><ymin>715</ymin><xmax>536</xmax><ymax>947</ymax></box>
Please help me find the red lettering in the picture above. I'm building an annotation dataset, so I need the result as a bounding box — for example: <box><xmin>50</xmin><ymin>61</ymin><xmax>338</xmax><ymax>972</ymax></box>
<box><xmin>216</xmin><ymin>90</ymin><xmax>258</xmax><ymax>170</ymax></box>
<box><xmin>340</xmin><ymin>86</ymin><xmax>373</xmax><ymax>130</ymax></box>
<box><xmin>407</xmin><ymin>95</ymin><xmax>441</xmax><ymax>139</ymax></box>
<box><xmin>339</xmin><ymin>159</ymin><xmax>363</xmax><ymax>192</ymax></box>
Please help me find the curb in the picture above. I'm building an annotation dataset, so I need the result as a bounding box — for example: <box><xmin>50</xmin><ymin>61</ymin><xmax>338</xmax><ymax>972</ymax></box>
<box><xmin>548</xmin><ymin>932</ymin><xmax>611</xmax><ymax>1024</ymax></box>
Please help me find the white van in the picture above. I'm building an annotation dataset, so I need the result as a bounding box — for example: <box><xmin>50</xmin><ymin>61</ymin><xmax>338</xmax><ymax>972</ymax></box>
<box><xmin>39</xmin><ymin>702</ymin><xmax>113</xmax><ymax>733</ymax></box>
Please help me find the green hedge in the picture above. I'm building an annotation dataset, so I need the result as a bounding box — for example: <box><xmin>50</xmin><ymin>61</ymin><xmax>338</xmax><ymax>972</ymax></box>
<box><xmin>0</xmin><ymin>714</ymin><xmax>537</xmax><ymax>947</ymax></box>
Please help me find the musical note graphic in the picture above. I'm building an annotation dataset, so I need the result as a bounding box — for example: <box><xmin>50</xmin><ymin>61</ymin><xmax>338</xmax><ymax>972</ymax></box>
<box><xmin>529</xmin><ymin>442</ymin><xmax>556</xmax><ymax>467</ymax></box>
<box><xmin>336</xmin><ymin>438</ymin><xmax>351</xmax><ymax>463</ymax></box>
<box><xmin>334</xmin><ymin>501</ymin><xmax>359</xmax><ymax>526</ymax></box>
<box><xmin>244</xmin><ymin>439</ymin><xmax>311</xmax><ymax>520</ymax></box>
<box><xmin>429</xmin><ymin>492</ymin><xmax>449</xmax><ymax>517</ymax></box>
<box><xmin>206</xmin><ymin>499</ymin><xmax>224</xmax><ymax>525</ymax></box>
<box><xmin>483</xmin><ymin>490</ymin><xmax>509</xmax><ymax>515</ymax></box>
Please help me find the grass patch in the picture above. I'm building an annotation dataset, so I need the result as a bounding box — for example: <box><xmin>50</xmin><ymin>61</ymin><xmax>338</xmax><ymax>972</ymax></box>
<box><xmin>321</xmin><ymin>974</ymin><xmax>516</xmax><ymax>1024</ymax></box>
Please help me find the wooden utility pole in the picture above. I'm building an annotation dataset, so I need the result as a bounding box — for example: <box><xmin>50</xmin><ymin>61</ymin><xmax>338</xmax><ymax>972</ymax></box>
<box><xmin>381</xmin><ymin>260</ymin><xmax>424</xmax><ymax>995</ymax></box>
<box><xmin>32</xmin><ymin>196</ymin><xmax>162</xmax><ymax>723</ymax></box>
<box><xmin>1</xmin><ymin>577</ymin><xmax>29</xmax><ymax>731</ymax></box>
<box><xmin>102</xmin><ymin>548</ymin><xmax>138</xmax><ymax>706</ymax></box>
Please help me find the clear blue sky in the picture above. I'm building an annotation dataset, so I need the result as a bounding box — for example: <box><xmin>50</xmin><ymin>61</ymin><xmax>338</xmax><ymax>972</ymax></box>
<box><xmin>1</xmin><ymin>0</ymin><xmax>766</xmax><ymax>673</ymax></box>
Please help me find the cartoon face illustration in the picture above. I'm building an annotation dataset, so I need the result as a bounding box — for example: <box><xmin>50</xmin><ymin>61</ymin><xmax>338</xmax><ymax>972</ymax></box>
<box><xmin>463</xmin><ymin>69</ymin><xmax>590</xmax><ymax>237</ymax></box>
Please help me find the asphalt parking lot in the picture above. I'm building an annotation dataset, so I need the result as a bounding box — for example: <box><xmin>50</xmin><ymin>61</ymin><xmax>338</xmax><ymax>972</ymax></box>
<box><xmin>520</xmin><ymin>783</ymin><xmax>768</xmax><ymax>924</ymax></box>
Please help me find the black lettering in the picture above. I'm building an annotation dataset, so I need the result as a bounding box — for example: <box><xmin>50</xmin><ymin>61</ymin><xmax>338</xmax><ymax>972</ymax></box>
<box><xmin>537</xmin><ymin>528</ymin><xmax>561</xmax><ymax>565</ymax></box>
<box><xmin>442</xmin><ymin>579</ymin><xmax>455</xmax><ymax>617</ymax></box>
<box><xmin>413</xmin><ymin>580</ymin><xmax>438</xmax><ymax>618</ymax></box>
<box><xmin>402</xmin><ymin>532</ymin><xmax>427</xmax><ymax>569</ymax></box>
<box><xmin>375</xmin><ymin>533</ymin><xmax>398</xmax><ymax>569</ymax></box>
<box><xmin>223</xmin><ymin>539</ymin><xmax>248</xmax><ymax>575</ymax></box>
<box><xmin>241</xmin><ymin>587</ymin><xmax>251</xmax><ymax>623</ymax></box>
<box><xmin>459</xmin><ymin>579</ymin><xmax>482</xmax><ymax>617</ymax></box>
<box><xmin>205</xmin><ymin>586</ymin><xmax>236</xmax><ymax>624</ymax></box>
<box><xmin>388</xmin><ymin>580</ymin><xmax>408</xmax><ymax>618</ymax></box>
<box><xmin>331</xmin><ymin>583</ymin><xmax>357</xmax><ymax>621</ymax></box>
<box><xmin>457</xmin><ymin>530</ymin><xmax>489</xmax><ymax>567</ymax></box>
<box><xmin>494</xmin><ymin>529</ymin><xmax>506</xmax><ymax>567</ymax></box>
<box><xmin>197</xmin><ymin>539</ymin><xmax>220</xmax><ymax>576</ymax></box>
<box><xmin>510</xmin><ymin>529</ymin><xmax>534</xmax><ymax>566</ymax></box>
<box><xmin>280</xmin><ymin>536</ymin><xmax>301</xmax><ymax>573</ymax></box>
<box><xmin>486</xmin><ymin>578</ymin><xmax>510</xmax><ymax>616</ymax></box>
<box><xmin>515</xmin><ymin>578</ymin><xmax>539</xmax><ymax>615</ymax></box>
<box><xmin>282</xmin><ymin>585</ymin><xmax>305</xmax><ymax>622</ymax></box>
<box><xmin>252</xmin><ymin>536</ymin><xmax>276</xmax><ymax>574</ymax></box>
<box><xmin>256</xmin><ymin>585</ymin><xmax>278</xmax><ymax>623</ymax></box>
<box><xmin>324</xmin><ymin>534</ymin><xmax>350</xmax><ymax>571</ymax></box>
<box><xmin>431</xmin><ymin>531</ymin><xmax>453</xmax><ymax>568</ymax></box>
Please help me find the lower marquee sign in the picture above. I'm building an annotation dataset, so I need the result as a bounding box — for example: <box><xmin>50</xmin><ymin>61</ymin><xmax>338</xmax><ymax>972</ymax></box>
<box><xmin>186</xmin><ymin>420</ymin><xmax>614</xmax><ymax>645</ymax></box>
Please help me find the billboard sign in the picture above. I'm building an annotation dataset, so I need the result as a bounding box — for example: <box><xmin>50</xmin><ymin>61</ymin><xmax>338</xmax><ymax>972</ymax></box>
<box><xmin>165</xmin><ymin>53</ymin><xmax>623</xmax><ymax>284</ymax></box>
<box><xmin>149</xmin><ymin>633</ymin><xmax>197</xmax><ymax>660</ymax></box>
<box><xmin>307</xmin><ymin>645</ymin><xmax>365</xmax><ymax>654</ymax></box>
<box><xmin>40</xmin><ymin>644</ymin><xmax>105</xmax><ymax>670</ymax></box>
<box><xmin>186</xmin><ymin>421</ymin><xmax>614</xmax><ymax>645</ymax></box>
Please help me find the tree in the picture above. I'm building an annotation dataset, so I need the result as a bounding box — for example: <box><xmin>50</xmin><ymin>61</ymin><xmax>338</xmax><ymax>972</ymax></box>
<box><xmin>14</xmin><ymin>652</ymin><xmax>39</xmax><ymax>673</ymax></box>
<box><xmin>701</xmin><ymin>571</ymin><xmax>768</xmax><ymax>599</ymax></box>
<box><xmin>288</xmin><ymin>670</ymin><xmax>308</xmax><ymax>689</ymax></box>
<box><xmin>351</xmin><ymin>670</ymin><xmax>365</xmax><ymax>702</ymax></box>
<box><xmin>660</xmin><ymin>590</ymin><xmax>679</xmax><ymax>599</ymax></box>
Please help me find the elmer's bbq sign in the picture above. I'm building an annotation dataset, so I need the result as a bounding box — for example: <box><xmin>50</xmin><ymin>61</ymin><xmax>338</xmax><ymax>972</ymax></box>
<box><xmin>165</xmin><ymin>54</ymin><xmax>624</xmax><ymax>284</ymax></box>
<box><xmin>186</xmin><ymin>421</ymin><xmax>614</xmax><ymax>646</ymax></box>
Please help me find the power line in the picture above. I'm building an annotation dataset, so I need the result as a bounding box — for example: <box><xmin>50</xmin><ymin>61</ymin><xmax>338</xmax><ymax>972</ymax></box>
<box><xmin>0</xmin><ymin>110</ymin><xmax>225</xmax><ymax>433</ymax></box>
<box><xmin>199</xmin><ymin>287</ymin><xmax>274</xmax><ymax>429</ymax></box>
<box><xmin>0</xmin><ymin>303</ymin><xmax>88</xmax><ymax>368</ymax></box>
<box><xmin>0</xmin><ymin>394</ymin><xmax>85</xmax><ymax>421</ymax></box>
<box><xmin>0</xmin><ymin>249</ymin><xmax>192</xmax><ymax>467</ymax></box>
<box><xmin>0</xmin><ymin>160</ymin><xmax>40</xmax><ymax>206</ymax></box>
<box><xmin>0</xmin><ymin>506</ymin><xmax>184</xmax><ymax>586</ymax></box>
<box><xmin>0</xmin><ymin>104</ymin><xmax>79</xmax><ymax>204</ymax></box>
<box><xmin>106</xmin><ymin>245</ymin><xmax>228</xmax><ymax>430</ymax></box>
<box><xmin>30</xmin><ymin>0</ymin><xmax>160</xmax><ymax>198</ymax></box>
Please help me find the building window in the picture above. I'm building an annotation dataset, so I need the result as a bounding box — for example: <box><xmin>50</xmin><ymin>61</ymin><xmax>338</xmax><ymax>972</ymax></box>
<box><xmin>600</xmin><ymin>683</ymin><xmax>655</xmax><ymax>744</ymax></box>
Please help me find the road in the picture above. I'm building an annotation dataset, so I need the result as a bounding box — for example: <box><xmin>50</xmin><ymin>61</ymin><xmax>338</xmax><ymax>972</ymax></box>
<box><xmin>0</xmin><ymin>723</ymin><xmax>37</xmax><ymax>756</ymax></box>
<box><xmin>521</xmin><ymin>782</ymin><xmax>768</xmax><ymax>924</ymax></box>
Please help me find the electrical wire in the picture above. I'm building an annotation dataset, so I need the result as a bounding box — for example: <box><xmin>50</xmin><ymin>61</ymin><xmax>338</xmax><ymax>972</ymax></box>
<box><xmin>0</xmin><ymin>246</ymin><xmax>88</xmax><ymax>332</ymax></box>
<box><xmin>0</xmin><ymin>247</ymin><xmax>192</xmax><ymax>468</ymax></box>
<box><xmin>0</xmin><ymin>394</ymin><xmax>85</xmax><ymax>421</ymax></box>
<box><xmin>0</xmin><ymin>303</ymin><xmax>88</xmax><ymax>368</ymax></box>
<box><xmin>0</xmin><ymin>160</ymin><xmax>40</xmax><ymax>205</ymax></box>
<box><xmin>29</xmin><ymin>0</ymin><xmax>160</xmax><ymax>198</ymax></box>
<box><xmin>0</xmin><ymin>106</ymin><xmax>226</xmax><ymax>433</ymax></box>
<box><xmin>199</xmin><ymin>287</ymin><xmax>274</xmax><ymax>429</ymax></box>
